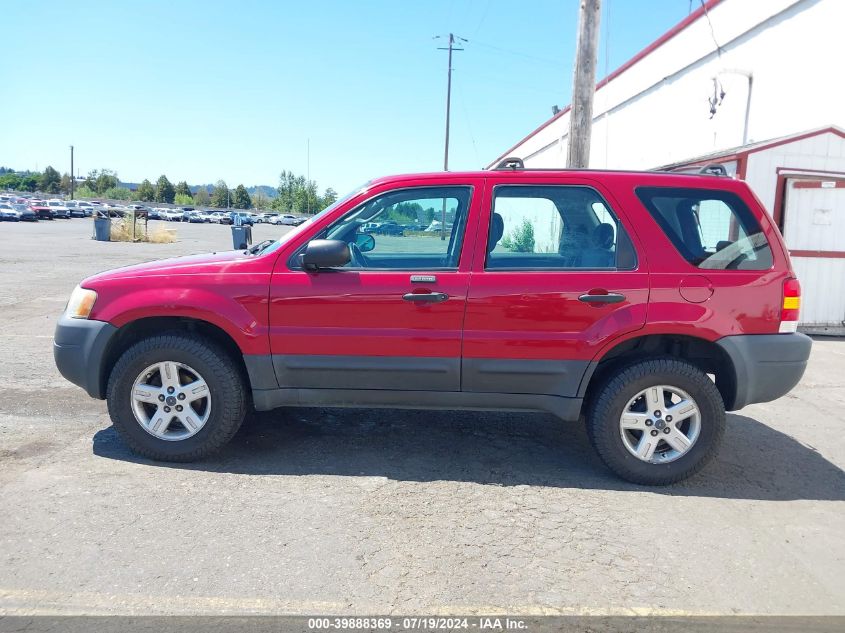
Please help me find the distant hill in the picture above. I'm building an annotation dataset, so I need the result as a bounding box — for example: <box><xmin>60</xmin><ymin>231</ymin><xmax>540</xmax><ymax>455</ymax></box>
<box><xmin>247</xmin><ymin>185</ymin><xmax>277</xmax><ymax>198</ymax></box>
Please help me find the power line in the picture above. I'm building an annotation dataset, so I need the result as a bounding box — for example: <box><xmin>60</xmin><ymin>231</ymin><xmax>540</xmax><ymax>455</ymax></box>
<box><xmin>472</xmin><ymin>0</ymin><xmax>492</xmax><ymax>36</ymax></box>
<box><xmin>468</xmin><ymin>39</ymin><xmax>564</xmax><ymax>68</ymax></box>
<box><xmin>700</xmin><ymin>0</ymin><xmax>723</xmax><ymax>56</ymax></box>
<box><xmin>455</xmin><ymin>81</ymin><xmax>481</xmax><ymax>168</ymax></box>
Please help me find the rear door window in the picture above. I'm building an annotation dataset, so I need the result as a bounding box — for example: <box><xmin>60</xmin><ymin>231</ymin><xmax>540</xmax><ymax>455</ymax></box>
<box><xmin>636</xmin><ymin>187</ymin><xmax>773</xmax><ymax>270</ymax></box>
<box><xmin>486</xmin><ymin>185</ymin><xmax>637</xmax><ymax>270</ymax></box>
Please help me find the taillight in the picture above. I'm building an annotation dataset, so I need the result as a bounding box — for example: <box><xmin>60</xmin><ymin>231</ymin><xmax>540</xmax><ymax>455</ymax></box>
<box><xmin>780</xmin><ymin>277</ymin><xmax>801</xmax><ymax>333</ymax></box>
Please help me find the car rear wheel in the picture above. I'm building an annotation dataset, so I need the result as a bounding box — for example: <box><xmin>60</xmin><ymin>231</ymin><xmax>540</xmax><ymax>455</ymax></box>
<box><xmin>586</xmin><ymin>358</ymin><xmax>725</xmax><ymax>485</ymax></box>
<box><xmin>106</xmin><ymin>334</ymin><xmax>247</xmax><ymax>461</ymax></box>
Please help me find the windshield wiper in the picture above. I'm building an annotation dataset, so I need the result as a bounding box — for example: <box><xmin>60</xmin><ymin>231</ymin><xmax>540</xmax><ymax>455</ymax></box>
<box><xmin>245</xmin><ymin>240</ymin><xmax>274</xmax><ymax>255</ymax></box>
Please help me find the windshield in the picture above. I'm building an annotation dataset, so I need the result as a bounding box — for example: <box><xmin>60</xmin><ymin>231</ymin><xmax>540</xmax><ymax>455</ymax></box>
<box><xmin>255</xmin><ymin>182</ymin><xmax>371</xmax><ymax>256</ymax></box>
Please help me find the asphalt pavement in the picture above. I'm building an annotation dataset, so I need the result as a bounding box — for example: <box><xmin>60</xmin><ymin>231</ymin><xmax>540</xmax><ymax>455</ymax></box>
<box><xmin>0</xmin><ymin>219</ymin><xmax>843</xmax><ymax>616</ymax></box>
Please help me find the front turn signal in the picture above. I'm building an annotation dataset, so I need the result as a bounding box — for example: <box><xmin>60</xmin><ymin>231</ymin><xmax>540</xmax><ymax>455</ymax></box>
<box><xmin>66</xmin><ymin>286</ymin><xmax>98</xmax><ymax>319</ymax></box>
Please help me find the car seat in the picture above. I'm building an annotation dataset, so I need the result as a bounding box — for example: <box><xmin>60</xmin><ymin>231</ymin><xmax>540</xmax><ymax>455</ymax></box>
<box><xmin>580</xmin><ymin>223</ymin><xmax>615</xmax><ymax>268</ymax></box>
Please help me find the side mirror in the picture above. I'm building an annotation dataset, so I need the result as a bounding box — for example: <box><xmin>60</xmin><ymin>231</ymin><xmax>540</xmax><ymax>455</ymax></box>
<box><xmin>354</xmin><ymin>232</ymin><xmax>375</xmax><ymax>253</ymax></box>
<box><xmin>301</xmin><ymin>239</ymin><xmax>351</xmax><ymax>271</ymax></box>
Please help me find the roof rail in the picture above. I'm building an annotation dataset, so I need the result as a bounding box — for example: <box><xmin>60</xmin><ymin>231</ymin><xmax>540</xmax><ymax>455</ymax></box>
<box><xmin>658</xmin><ymin>162</ymin><xmax>730</xmax><ymax>176</ymax></box>
<box><xmin>698</xmin><ymin>163</ymin><xmax>728</xmax><ymax>176</ymax></box>
<box><xmin>494</xmin><ymin>157</ymin><xmax>525</xmax><ymax>170</ymax></box>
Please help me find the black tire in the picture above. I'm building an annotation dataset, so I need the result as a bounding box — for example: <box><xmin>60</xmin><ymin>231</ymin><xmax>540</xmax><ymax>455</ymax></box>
<box><xmin>106</xmin><ymin>333</ymin><xmax>247</xmax><ymax>462</ymax></box>
<box><xmin>586</xmin><ymin>357</ymin><xmax>725</xmax><ymax>485</ymax></box>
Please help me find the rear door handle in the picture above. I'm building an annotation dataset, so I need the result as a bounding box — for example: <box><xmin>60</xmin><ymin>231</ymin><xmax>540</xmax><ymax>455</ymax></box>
<box><xmin>403</xmin><ymin>292</ymin><xmax>449</xmax><ymax>303</ymax></box>
<box><xmin>578</xmin><ymin>292</ymin><xmax>626</xmax><ymax>304</ymax></box>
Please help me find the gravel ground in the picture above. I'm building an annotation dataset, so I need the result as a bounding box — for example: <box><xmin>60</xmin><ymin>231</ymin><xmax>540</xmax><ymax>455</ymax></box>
<box><xmin>0</xmin><ymin>218</ymin><xmax>843</xmax><ymax>616</ymax></box>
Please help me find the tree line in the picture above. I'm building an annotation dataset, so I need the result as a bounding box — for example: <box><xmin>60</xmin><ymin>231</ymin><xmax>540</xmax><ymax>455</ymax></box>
<box><xmin>0</xmin><ymin>165</ymin><xmax>338</xmax><ymax>214</ymax></box>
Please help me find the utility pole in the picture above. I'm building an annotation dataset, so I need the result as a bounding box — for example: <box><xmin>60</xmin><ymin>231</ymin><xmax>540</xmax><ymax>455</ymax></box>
<box><xmin>567</xmin><ymin>0</ymin><xmax>602</xmax><ymax>168</ymax></box>
<box><xmin>306</xmin><ymin>138</ymin><xmax>311</xmax><ymax>215</ymax></box>
<box><xmin>436</xmin><ymin>33</ymin><xmax>466</xmax><ymax>240</ymax></box>
<box><xmin>69</xmin><ymin>145</ymin><xmax>74</xmax><ymax>199</ymax></box>
<box><xmin>436</xmin><ymin>33</ymin><xmax>466</xmax><ymax>171</ymax></box>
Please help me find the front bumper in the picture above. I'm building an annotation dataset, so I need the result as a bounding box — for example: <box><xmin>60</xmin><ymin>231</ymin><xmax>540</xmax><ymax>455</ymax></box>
<box><xmin>53</xmin><ymin>314</ymin><xmax>118</xmax><ymax>399</ymax></box>
<box><xmin>716</xmin><ymin>333</ymin><xmax>812</xmax><ymax>410</ymax></box>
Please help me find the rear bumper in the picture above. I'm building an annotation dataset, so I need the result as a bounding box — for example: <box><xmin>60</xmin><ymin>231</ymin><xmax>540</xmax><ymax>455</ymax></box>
<box><xmin>53</xmin><ymin>314</ymin><xmax>118</xmax><ymax>399</ymax></box>
<box><xmin>716</xmin><ymin>333</ymin><xmax>812</xmax><ymax>410</ymax></box>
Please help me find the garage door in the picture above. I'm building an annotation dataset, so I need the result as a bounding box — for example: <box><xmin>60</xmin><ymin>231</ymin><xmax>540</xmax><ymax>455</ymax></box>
<box><xmin>783</xmin><ymin>178</ymin><xmax>845</xmax><ymax>327</ymax></box>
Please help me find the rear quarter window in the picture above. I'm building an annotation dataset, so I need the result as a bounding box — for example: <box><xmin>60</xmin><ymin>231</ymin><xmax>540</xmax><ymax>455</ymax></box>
<box><xmin>635</xmin><ymin>187</ymin><xmax>773</xmax><ymax>270</ymax></box>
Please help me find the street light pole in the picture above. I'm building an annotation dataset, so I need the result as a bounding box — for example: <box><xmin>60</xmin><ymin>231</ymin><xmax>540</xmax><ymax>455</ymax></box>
<box><xmin>69</xmin><ymin>145</ymin><xmax>74</xmax><ymax>200</ymax></box>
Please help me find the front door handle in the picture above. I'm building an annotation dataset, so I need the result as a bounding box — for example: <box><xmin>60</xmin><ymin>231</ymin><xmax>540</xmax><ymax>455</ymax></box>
<box><xmin>578</xmin><ymin>292</ymin><xmax>626</xmax><ymax>304</ymax></box>
<box><xmin>403</xmin><ymin>292</ymin><xmax>449</xmax><ymax>303</ymax></box>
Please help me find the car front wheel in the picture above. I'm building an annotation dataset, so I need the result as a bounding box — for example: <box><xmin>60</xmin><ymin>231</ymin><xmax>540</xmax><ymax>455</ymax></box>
<box><xmin>106</xmin><ymin>333</ymin><xmax>247</xmax><ymax>461</ymax></box>
<box><xmin>586</xmin><ymin>357</ymin><xmax>725</xmax><ymax>485</ymax></box>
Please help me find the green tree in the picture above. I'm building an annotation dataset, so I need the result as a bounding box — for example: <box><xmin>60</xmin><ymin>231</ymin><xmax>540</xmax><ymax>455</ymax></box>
<box><xmin>40</xmin><ymin>166</ymin><xmax>61</xmax><ymax>193</ymax></box>
<box><xmin>0</xmin><ymin>173</ymin><xmax>17</xmax><ymax>189</ymax></box>
<box><xmin>103</xmin><ymin>186</ymin><xmax>132</xmax><ymax>200</ymax></box>
<box><xmin>60</xmin><ymin>172</ymin><xmax>72</xmax><ymax>195</ymax></box>
<box><xmin>136</xmin><ymin>179</ymin><xmax>155</xmax><ymax>202</ymax></box>
<box><xmin>18</xmin><ymin>174</ymin><xmax>39</xmax><ymax>192</ymax></box>
<box><xmin>231</xmin><ymin>184</ymin><xmax>252</xmax><ymax>209</ymax></box>
<box><xmin>194</xmin><ymin>187</ymin><xmax>210</xmax><ymax>206</ymax></box>
<box><xmin>210</xmin><ymin>180</ymin><xmax>229</xmax><ymax>208</ymax></box>
<box><xmin>155</xmin><ymin>175</ymin><xmax>175</xmax><ymax>203</ymax></box>
<box><xmin>83</xmin><ymin>170</ymin><xmax>97</xmax><ymax>191</ymax></box>
<box><xmin>94</xmin><ymin>169</ymin><xmax>119</xmax><ymax>194</ymax></box>
<box><xmin>252</xmin><ymin>189</ymin><xmax>268</xmax><ymax>211</ymax></box>
<box><xmin>174</xmin><ymin>193</ymin><xmax>194</xmax><ymax>206</ymax></box>
<box><xmin>175</xmin><ymin>181</ymin><xmax>192</xmax><ymax>198</ymax></box>
<box><xmin>274</xmin><ymin>170</ymin><xmax>299</xmax><ymax>212</ymax></box>
<box><xmin>321</xmin><ymin>187</ymin><xmax>338</xmax><ymax>209</ymax></box>
<box><xmin>74</xmin><ymin>185</ymin><xmax>98</xmax><ymax>199</ymax></box>
<box><xmin>500</xmin><ymin>218</ymin><xmax>535</xmax><ymax>253</ymax></box>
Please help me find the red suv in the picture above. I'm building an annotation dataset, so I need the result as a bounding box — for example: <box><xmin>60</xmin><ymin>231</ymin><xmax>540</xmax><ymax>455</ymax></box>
<box><xmin>54</xmin><ymin>166</ymin><xmax>811</xmax><ymax>484</ymax></box>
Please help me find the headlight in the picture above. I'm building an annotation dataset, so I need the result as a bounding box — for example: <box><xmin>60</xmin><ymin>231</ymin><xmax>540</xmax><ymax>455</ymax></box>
<box><xmin>66</xmin><ymin>286</ymin><xmax>98</xmax><ymax>319</ymax></box>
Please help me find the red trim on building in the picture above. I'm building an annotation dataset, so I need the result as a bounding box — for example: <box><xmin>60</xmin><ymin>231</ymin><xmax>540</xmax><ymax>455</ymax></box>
<box><xmin>772</xmin><ymin>174</ymin><xmax>788</xmax><ymax>228</ymax></box>
<box><xmin>736</xmin><ymin>154</ymin><xmax>748</xmax><ymax>180</ymax></box>
<box><xmin>489</xmin><ymin>0</ymin><xmax>727</xmax><ymax>166</ymax></box>
<box><xmin>791</xmin><ymin>180</ymin><xmax>845</xmax><ymax>189</ymax></box>
<box><xmin>790</xmin><ymin>250</ymin><xmax>845</xmax><ymax>259</ymax></box>
<box><xmin>777</xmin><ymin>166</ymin><xmax>845</xmax><ymax>177</ymax></box>
<box><xmin>594</xmin><ymin>0</ymin><xmax>726</xmax><ymax>91</ymax></box>
<box><xmin>742</xmin><ymin>127</ymin><xmax>845</xmax><ymax>158</ymax></box>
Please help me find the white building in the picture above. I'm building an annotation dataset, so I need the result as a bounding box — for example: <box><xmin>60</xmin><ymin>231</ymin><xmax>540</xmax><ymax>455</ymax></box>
<box><xmin>490</xmin><ymin>0</ymin><xmax>845</xmax><ymax>330</ymax></box>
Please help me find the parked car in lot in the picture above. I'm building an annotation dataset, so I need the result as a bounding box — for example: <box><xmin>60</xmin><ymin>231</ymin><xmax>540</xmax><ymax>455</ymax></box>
<box><xmin>46</xmin><ymin>199</ymin><xmax>71</xmax><ymax>219</ymax></box>
<box><xmin>29</xmin><ymin>201</ymin><xmax>53</xmax><ymax>220</ymax></box>
<box><xmin>372</xmin><ymin>220</ymin><xmax>404</xmax><ymax>236</ymax></box>
<box><xmin>54</xmin><ymin>164</ymin><xmax>811</xmax><ymax>485</ymax></box>
<box><xmin>0</xmin><ymin>203</ymin><xmax>21</xmax><ymax>221</ymax></box>
<box><xmin>13</xmin><ymin>204</ymin><xmax>37</xmax><ymax>221</ymax></box>
<box><xmin>272</xmin><ymin>214</ymin><xmax>305</xmax><ymax>226</ymax></box>
<box><xmin>64</xmin><ymin>201</ymin><xmax>88</xmax><ymax>218</ymax></box>
<box><xmin>220</xmin><ymin>211</ymin><xmax>254</xmax><ymax>225</ymax></box>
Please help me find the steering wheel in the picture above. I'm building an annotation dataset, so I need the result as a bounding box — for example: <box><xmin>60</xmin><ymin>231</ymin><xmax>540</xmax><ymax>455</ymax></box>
<box><xmin>348</xmin><ymin>242</ymin><xmax>368</xmax><ymax>268</ymax></box>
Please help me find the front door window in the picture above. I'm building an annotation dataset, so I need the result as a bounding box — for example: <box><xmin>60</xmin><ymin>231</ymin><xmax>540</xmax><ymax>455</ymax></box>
<box><xmin>316</xmin><ymin>186</ymin><xmax>473</xmax><ymax>270</ymax></box>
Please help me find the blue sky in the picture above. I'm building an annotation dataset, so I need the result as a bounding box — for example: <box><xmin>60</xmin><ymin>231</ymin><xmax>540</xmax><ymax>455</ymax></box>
<box><xmin>2</xmin><ymin>0</ymin><xmax>693</xmax><ymax>194</ymax></box>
